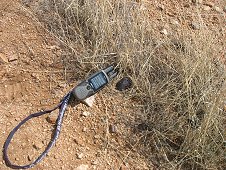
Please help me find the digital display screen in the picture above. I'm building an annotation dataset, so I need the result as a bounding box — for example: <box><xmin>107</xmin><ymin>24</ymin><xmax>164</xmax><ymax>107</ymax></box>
<box><xmin>89</xmin><ymin>72</ymin><xmax>107</xmax><ymax>91</ymax></box>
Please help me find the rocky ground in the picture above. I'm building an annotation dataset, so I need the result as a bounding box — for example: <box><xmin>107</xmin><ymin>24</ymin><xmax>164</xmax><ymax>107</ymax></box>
<box><xmin>0</xmin><ymin>0</ymin><xmax>225</xmax><ymax>170</ymax></box>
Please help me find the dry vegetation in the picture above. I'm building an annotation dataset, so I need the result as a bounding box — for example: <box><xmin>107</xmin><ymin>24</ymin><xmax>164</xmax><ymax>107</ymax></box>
<box><xmin>31</xmin><ymin>0</ymin><xmax>225</xmax><ymax>169</ymax></box>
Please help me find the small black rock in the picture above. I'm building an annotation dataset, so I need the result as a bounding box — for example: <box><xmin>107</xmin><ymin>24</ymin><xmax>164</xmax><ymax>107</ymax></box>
<box><xmin>109</xmin><ymin>124</ymin><xmax>117</xmax><ymax>133</ymax></box>
<box><xmin>116</xmin><ymin>77</ymin><xmax>133</xmax><ymax>91</ymax></box>
<box><xmin>136</xmin><ymin>122</ymin><xmax>153</xmax><ymax>132</ymax></box>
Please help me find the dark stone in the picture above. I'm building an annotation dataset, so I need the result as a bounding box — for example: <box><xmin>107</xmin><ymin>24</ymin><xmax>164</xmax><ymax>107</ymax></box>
<box><xmin>137</xmin><ymin>122</ymin><xmax>153</xmax><ymax>131</ymax></box>
<box><xmin>116</xmin><ymin>77</ymin><xmax>133</xmax><ymax>91</ymax></box>
<box><xmin>109</xmin><ymin>124</ymin><xmax>117</xmax><ymax>133</ymax></box>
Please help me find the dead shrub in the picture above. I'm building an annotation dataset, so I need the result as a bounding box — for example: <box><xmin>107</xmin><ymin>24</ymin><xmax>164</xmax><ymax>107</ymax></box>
<box><xmin>31</xmin><ymin>0</ymin><xmax>226</xmax><ymax>169</ymax></box>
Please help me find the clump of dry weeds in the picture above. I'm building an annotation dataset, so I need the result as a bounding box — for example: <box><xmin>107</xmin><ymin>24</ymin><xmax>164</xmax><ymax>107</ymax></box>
<box><xmin>32</xmin><ymin>0</ymin><xmax>225</xmax><ymax>169</ymax></box>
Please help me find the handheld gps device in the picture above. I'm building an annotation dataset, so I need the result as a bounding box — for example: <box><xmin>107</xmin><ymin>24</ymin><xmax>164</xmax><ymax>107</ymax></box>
<box><xmin>72</xmin><ymin>65</ymin><xmax>118</xmax><ymax>100</ymax></box>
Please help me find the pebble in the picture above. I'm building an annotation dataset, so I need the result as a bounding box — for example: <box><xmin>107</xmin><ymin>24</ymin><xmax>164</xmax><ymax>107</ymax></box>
<box><xmin>74</xmin><ymin>138</ymin><xmax>83</xmax><ymax>145</ymax></box>
<box><xmin>157</xmin><ymin>4</ymin><xmax>164</xmax><ymax>11</ymax></box>
<box><xmin>203</xmin><ymin>2</ymin><xmax>214</xmax><ymax>7</ymax></box>
<box><xmin>81</xmin><ymin>111</ymin><xmax>91</xmax><ymax>117</ymax></box>
<box><xmin>8</xmin><ymin>54</ymin><xmax>18</xmax><ymax>62</ymax></box>
<box><xmin>46</xmin><ymin>113</ymin><xmax>58</xmax><ymax>124</ymax></box>
<box><xmin>76</xmin><ymin>153</ymin><xmax>84</xmax><ymax>159</ymax></box>
<box><xmin>94</xmin><ymin>135</ymin><xmax>100</xmax><ymax>139</ymax></box>
<box><xmin>224</xmin><ymin>6</ymin><xmax>226</xmax><ymax>13</ymax></box>
<box><xmin>83</xmin><ymin>95</ymin><xmax>95</xmax><ymax>107</ymax></box>
<box><xmin>91</xmin><ymin>160</ymin><xmax>98</xmax><ymax>165</ymax></box>
<box><xmin>82</xmin><ymin>127</ymin><xmax>87</xmax><ymax>132</ymax></box>
<box><xmin>171</xmin><ymin>19</ymin><xmax>180</xmax><ymax>26</ymax></box>
<box><xmin>214</xmin><ymin>6</ymin><xmax>223</xmax><ymax>13</ymax></box>
<box><xmin>203</xmin><ymin>5</ymin><xmax>211</xmax><ymax>11</ymax></box>
<box><xmin>192</xmin><ymin>0</ymin><xmax>202</xmax><ymax>5</ymax></box>
<box><xmin>54</xmin><ymin>155</ymin><xmax>59</xmax><ymax>159</ymax></box>
<box><xmin>58</xmin><ymin>82</ymin><xmax>66</xmax><ymax>88</ymax></box>
<box><xmin>33</xmin><ymin>141</ymin><xmax>44</xmax><ymax>150</ymax></box>
<box><xmin>27</xmin><ymin>155</ymin><xmax>33</xmax><ymax>161</ymax></box>
<box><xmin>191</xmin><ymin>21</ymin><xmax>200</xmax><ymax>30</ymax></box>
<box><xmin>109</xmin><ymin>124</ymin><xmax>117</xmax><ymax>133</ymax></box>
<box><xmin>160</xmin><ymin>29</ymin><xmax>168</xmax><ymax>35</ymax></box>
<box><xmin>46</xmin><ymin>45</ymin><xmax>60</xmax><ymax>50</ymax></box>
<box><xmin>75</xmin><ymin>164</ymin><xmax>89</xmax><ymax>170</ymax></box>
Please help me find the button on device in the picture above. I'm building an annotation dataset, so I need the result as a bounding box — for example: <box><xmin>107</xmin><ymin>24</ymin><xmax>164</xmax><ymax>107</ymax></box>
<box><xmin>87</xmin><ymin>85</ymin><xmax>91</xmax><ymax>90</ymax></box>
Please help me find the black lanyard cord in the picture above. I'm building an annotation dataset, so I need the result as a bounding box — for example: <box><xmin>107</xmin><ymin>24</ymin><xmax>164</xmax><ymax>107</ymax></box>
<box><xmin>3</xmin><ymin>92</ymin><xmax>72</xmax><ymax>169</ymax></box>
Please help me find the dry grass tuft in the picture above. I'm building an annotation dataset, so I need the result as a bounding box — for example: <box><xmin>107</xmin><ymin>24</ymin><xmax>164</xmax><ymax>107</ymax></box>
<box><xmin>32</xmin><ymin>0</ymin><xmax>225</xmax><ymax>169</ymax></box>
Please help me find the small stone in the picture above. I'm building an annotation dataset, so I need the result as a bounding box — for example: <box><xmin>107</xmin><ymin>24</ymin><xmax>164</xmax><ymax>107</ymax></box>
<box><xmin>76</xmin><ymin>153</ymin><xmax>84</xmax><ymax>159</ymax></box>
<box><xmin>33</xmin><ymin>141</ymin><xmax>44</xmax><ymax>150</ymax></box>
<box><xmin>15</xmin><ymin>158</ymin><xmax>19</xmax><ymax>161</ymax></box>
<box><xmin>74</xmin><ymin>138</ymin><xmax>81</xmax><ymax>144</ymax></box>
<box><xmin>171</xmin><ymin>20</ymin><xmax>180</xmax><ymax>26</ymax></box>
<box><xmin>203</xmin><ymin>5</ymin><xmax>211</xmax><ymax>11</ymax></box>
<box><xmin>8</xmin><ymin>54</ymin><xmax>18</xmax><ymax>62</ymax></box>
<box><xmin>54</xmin><ymin>155</ymin><xmax>59</xmax><ymax>159</ymax></box>
<box><xmin>137</xmin><ymin>123</ymin><xmax>152</xmax><ymax>131</ymax></box>
<box><xmin>223</xmin><ymin>105</ymin><xmax>226</xmax><ymax>112</ymax></box>
<box><xmin>94</xmin><ymin>135</ymin><xmax>100</xmax><ymax>139</ymax></box>
<box><xmin>192</xmin><ymin>0</ymin><xmax>202</xmax><ymax>4</ymax></box>
<box><xmin>27</xmin><ymin>155</ymin><xmax>32</xmax><ymax>161</ymax></box>
<box><xmin>81</xmin><ymin>111</ymin><xmax>91</xmax><ymax>117</ymax></box>
<box><xmin>83</xmin><ymin>95</ymin><xmax>95</xmax><ymax>107</ymax></box>
<box><xmin>167</xmin><ymin>11</ymin><xmax>176</xmax><ymax>16</ymax></box>
<box><xmin>191</xmin><ymin>21</ymin><xmax>200</xmax><ymax>30</ymax></box>
<box><xmin>157</xmin><ymin>4</ymin><xmax>164</xmax><ymax>11</ymax></box>
<box><xmin>91</xmin><ymin>160</ymin><xmax>98</xmax><ymax>165</ymax></box>
<box><xmin>116</xmin><ymin>77</ymin><xmax>133</xmax><ymax>91</ymax></box>
<box><xmin>82</xmin><ymin>127</ymin><xmax>87</xmax><ymax>132</ymax></box>
<box><xmin>46</xmin><ymin>113</ymin><xmax>58</xmax><ymax>124</ymax></box>
<box><xmin>109</xmin><ymin>124</ymin><xmax>117</xmax><ymax>133</ymax></box>
<box><xmin>58</xmin><ymin>82</ymin><xmax>66</xmax><ymax>88</ymax></box>
<box><xmin>0</xmin><ymin>52</ymin><xmax>8</xmax><ymax>63</ymax></box>
<box><xmin>214</xmin><ymin>6</ymin><xmax>223</xmax><ymax>13</ymax></box>
<box><xmin>140</xmin><ymin>4</ymin><xmax>146</xmax><ymax>11</ymax></box>
<box><xmin>203</xmin><ymin>2</ymin><xmax>214</xmax><ymax>7</ymax></box>
<box><xmin>224</xmin><ymin>6</ymin><xmax>226</xmax><ymax>13</ymax></box>
<box><xmin>46</xmin><ymin>45</ymin><xmax>60</xmax><ymax>50</ymax></box>
<box><xmin>74</xmin><ymin>138</ymin><xmax>84</xmax><ymax>146</ymax></box>
<box><xmin>75</xmin><ymin>164</ymin><xmax>89</xmax><ymax>170</ymax></box>
<box><xmin>160</xmin><ymin>29</ymin><xmax>168</xmax><ymax>35</ymax></box>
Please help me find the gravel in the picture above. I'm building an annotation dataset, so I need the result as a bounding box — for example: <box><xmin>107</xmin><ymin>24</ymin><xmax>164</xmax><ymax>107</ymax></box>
<box><xmin>203</xmin><ymin>2</ymin><xmax>214</xmax><ymax>7</ymax></box>
<box><xmin>160</xmin><ymin>29</ymin><xmax>168</xmax><ymax>35</ymax></box>
<box><xmin>203</xmin><ymin>5</ymin><xmax>211</xmax><ymax>11</ymax></box>
<box><xmin>76</xmin><ymin>153</ymin><xmax>84</xmax><ymax>159</ymax></box>
<box><xmin>214</xmin><ymin>6</ymin><xmax>223</xmax><ymax>13</ymax></box>
<box><xmin>81</xmin><ymin>111</ymin><xmax>91</xmax><ymax>117</ymax></box>
<box><xmin>83</xmin><ymin>95</ymin><xmax>95</xmax><ymax>107</ymax></box>
<box><xmin>191</xmin><ymin>21</ymin><xmax>200</xmax><ymax>30</ymax></box>
<box><xmin>46</xmin><ymin>113</ymin><xmax>58</xmax><ymax>124</ymax></box>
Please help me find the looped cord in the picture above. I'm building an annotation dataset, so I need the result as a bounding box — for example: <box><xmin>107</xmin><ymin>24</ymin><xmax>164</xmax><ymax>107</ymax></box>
<box><xmin>3</xmin><ymin>92</ymin><xmax>72</xmax><ymax>169</ymax></box>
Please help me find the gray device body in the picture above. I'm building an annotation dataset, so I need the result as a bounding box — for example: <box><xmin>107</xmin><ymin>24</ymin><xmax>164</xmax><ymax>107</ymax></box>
<box><xmin>72</xmin><ymin>65</ymin><xmax>117</xmax><ymax>101</ymax></box>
